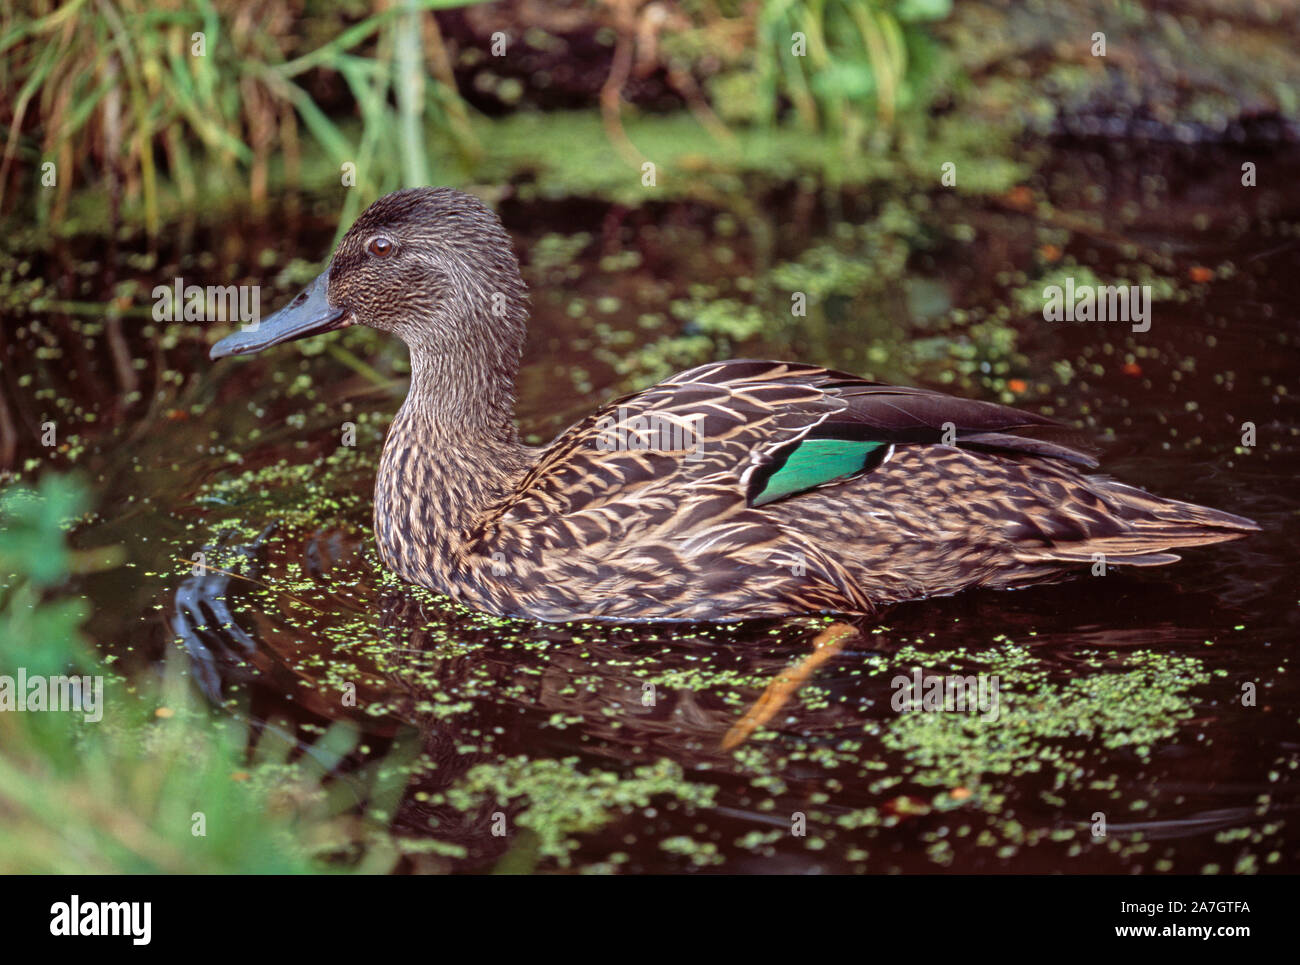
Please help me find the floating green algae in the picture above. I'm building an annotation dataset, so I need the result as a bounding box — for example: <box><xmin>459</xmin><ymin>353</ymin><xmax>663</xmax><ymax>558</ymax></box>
<box><xmin>881</xmin><ymin>643</ymin><xmax>1213</xmax><ymax>788</ymax></box>
<box><xmin>440</xmin><ymin>756</ymin><xmax>717</xmax><ymax>867</ymax></box>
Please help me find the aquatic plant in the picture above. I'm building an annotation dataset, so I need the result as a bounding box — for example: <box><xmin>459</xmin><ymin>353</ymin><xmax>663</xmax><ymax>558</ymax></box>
<box><xmin>751</xmin><ymin>0</ymin><xmax>951</xmax><ymax>162</ymax></box>
<box><xmin>0</xmin><ymin>0</ymin><xmax>487</xmax><ymax>232</ymax></box>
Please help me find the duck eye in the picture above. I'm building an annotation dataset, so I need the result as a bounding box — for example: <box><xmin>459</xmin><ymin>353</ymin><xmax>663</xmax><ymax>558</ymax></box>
<box><xmin>367</xmin><ymin>236</ymin><xmax>394</xmax><ymax>257</ymax></box>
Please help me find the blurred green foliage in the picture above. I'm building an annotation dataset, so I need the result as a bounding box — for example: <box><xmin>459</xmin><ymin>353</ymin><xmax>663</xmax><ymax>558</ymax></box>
<box><xmin>0</xmin><ymin>472</ymin><xmax>87</xmax><ymax>587</ymax></box>
<box><xmin>754</xmin><ymin>0</ymin><xmax>951</xmax><ymax>153</ymax></box>
<box><xmin>4</xmin><ymin>0</ymin><xmax>1297</xmax><ymax>234</ymax></box>
<box><xmin>1</xmin><ymin>0</ymin><xmax>488</xmax><ymax>232</ymax></box>
<box><xmin>0</xmin><ymin>475</ymin><xmax>97</xmax><ymax>678</ymax></box>
<box><xmin>1</xmin><ymin>0</ymin><xmax>965</xmax><ymax>230</ymax></box>
<box><xmin>0</xmin><ymin>474</ymin><xmax>385</xmax><ymax>873</ymax></box>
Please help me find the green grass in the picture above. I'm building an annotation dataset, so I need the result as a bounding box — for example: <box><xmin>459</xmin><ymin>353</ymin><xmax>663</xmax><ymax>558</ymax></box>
<box><xmin>1</xmin><ymin>0</ymin><xmax>966</xmax><ymax>233</ymax></box>
<box><xmin>1</xmin><ymin>0</ymin><xmax>488</xmax><ymax>233</ymax></box>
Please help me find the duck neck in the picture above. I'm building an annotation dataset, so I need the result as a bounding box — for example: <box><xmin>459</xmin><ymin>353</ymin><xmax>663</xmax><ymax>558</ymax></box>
<box><xmin>404</xmin><ymin>344</ymin><xmax>523</xmax><ymax>450</ymax></box>
<box><xmin>374</xmin><ymin>344</ymin><xmax>528</xmax><ymax>584</ymax></box>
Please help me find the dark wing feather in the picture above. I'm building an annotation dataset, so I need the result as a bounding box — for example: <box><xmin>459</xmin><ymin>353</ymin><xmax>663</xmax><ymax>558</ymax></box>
<box><xmin>774</xmin><ymin>367</ymin><xmax>1096</xmax><ymax>465</ymax></box>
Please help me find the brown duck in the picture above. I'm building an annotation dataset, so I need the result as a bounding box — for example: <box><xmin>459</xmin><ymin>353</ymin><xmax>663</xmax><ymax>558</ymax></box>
<box><xmin>210</xmin><ymin>187</ymin><xmax>1258</xmax><ymax>623</ymax></box>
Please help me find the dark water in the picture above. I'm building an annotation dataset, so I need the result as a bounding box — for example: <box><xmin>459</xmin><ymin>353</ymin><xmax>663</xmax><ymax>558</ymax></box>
<box><xmin>4</xmin><ymin>140</ymin><xmax>1297</xmax><ymax>873</ymax></box>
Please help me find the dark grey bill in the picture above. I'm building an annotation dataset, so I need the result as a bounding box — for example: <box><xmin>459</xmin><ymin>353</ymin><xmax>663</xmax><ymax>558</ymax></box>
<box><xmin>209</xmin><ymin>270</ymin><xmax>347</xmax><ymax>360</ymax></box>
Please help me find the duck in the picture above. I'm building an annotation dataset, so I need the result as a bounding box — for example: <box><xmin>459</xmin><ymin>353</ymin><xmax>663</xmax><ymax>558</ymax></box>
<box><xmin>210</xmin><ymin>187</ymin><xmax>1258</xmax><ymax>623</ymax></box>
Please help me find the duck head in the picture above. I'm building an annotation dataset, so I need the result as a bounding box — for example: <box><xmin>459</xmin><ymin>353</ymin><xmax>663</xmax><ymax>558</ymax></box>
<box><xmin>210</xmin><ymin>187</ymin><xmax>529</xmax><ymax>386</ymax></box>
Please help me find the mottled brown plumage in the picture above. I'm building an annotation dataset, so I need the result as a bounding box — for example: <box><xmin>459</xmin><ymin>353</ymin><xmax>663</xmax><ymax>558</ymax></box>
<box><xmin>211</xmin><ymin>187</ymin><xmax>1259</xmax><ymax>623</ymax></box>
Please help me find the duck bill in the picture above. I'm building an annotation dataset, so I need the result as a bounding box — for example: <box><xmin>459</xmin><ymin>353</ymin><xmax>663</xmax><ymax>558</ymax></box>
<box><xmin>209</xmin><ymin>270</ymin><xmax>348</xmax><ymax>360</ymax></box>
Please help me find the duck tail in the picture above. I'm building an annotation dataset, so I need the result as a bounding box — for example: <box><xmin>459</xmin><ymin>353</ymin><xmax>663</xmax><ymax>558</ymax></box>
<box><xmin>1013</xmin><ymin>477</ymin><xmax>1259</xmax><ymax>568</ymax></box>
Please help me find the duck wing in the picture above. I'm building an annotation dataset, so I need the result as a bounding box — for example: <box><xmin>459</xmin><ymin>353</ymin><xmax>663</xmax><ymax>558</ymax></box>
<box><xmin>491</xmin><ymin>359</ymin><xmax>1096</xmax><ymax>521</ymax></box>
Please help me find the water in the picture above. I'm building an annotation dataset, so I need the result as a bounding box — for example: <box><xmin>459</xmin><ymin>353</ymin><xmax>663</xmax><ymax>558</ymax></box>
<box><xmin>4</xmin><ymin>139</ymin><xmax>1296</xmax><ymax>873</ymax></box>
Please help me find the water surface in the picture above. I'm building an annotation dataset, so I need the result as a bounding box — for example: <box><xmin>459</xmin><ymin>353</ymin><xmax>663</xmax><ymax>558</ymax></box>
<box><xmin>4</xmin><ymin>139</ymin><xmax>1296</xmax><ymax>873</ymax></box>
